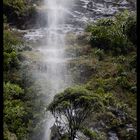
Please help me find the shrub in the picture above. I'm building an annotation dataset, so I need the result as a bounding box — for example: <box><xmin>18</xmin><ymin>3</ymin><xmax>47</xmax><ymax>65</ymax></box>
<box><xmin>116</xmin><ymin>55</ymin><xmax>126</xmax><ymax>64</ymax></box>
<box><xmin>129</xmin><ymin>54</ymin><xmax>136</xmax><ymax>70</ymax></box>
<box><xmin>96</xmin><ymin>18</ymin><xmax>115</xmax><ymax>26</ymax></box>
<box><xmin>4</xmin><ymin>82</ymin><xmax>27</xmax><ymax>139</ymax></box>
<box><xmin>3</xmin><ymin>0</ymin><xmax>37</xmax><ymax>28</ymax></box>
<box><xmin>4</xmin><ymin>30</ymin><xmax>21</xmax><ymax>51</ymax></box>
<box><xmin>123</xmin><ymin>14</ymin><xmax>137</xmax><ymax>45</ymax></box>
<box><xmin>3</xmin><ymin>0</ymin><xmax>26</xmax><ymax>24</ymax></box>
<box><xmin>94</xmin><ymin>49</ymin><xmax>105</xmax><ymax>61</ymax></box>
<box><xmin>3</xmin><ymin>30</ymin><xmax>22</xmax><ymax>71</ymax></box>
<box><xmin>81</xmin><ymin>128</ymin><xmax>98</xmax><ymax>139</ymax></box>
<box><xmin>4</xmin><ymin>82</ymin><xmax>24</xmax><ymax>100</ymax></box>
<box><xmin>89</xmin><ymin>24</ymin><xmax>131</xmax><ymax>55</ymax></box>
<box><xmin>116</xmin><ymin>76</ymin><xmax>131</xmax><ymax>90</ymax></box>
<box><xmin>87</xmin><ymin>11</ymin><xmax>136</xmax><ymax>55</ymax></box>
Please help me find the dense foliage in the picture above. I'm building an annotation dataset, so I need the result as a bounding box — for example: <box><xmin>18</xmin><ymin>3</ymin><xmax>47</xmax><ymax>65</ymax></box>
<box><xmin>49</xmin><ymin>11</ymin><xmax>137</xmax><ymax>140</ymax></box>
<box><xmin>48</xmin><ymin>86</ymin><xmax>105</xmax><ymax>140</ymax></box>
<box><xmin>86</xmin><ymin>11</ymin><xmax>136</xmax><ymax>55</ymax></box>
<box><xmin>3</xmin><ymin>27</ymin><xmax>45</xmax><ymax>140</ymax></box>
<box><xmin>3</xmin><ymin>0</ymin><xmax>37</xmax><ymax>28</ymax></box>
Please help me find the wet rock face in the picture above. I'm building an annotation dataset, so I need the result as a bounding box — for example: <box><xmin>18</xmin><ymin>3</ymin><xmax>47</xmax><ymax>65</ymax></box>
<box><xmin>72</xmin><ymin>0</ymin><xmax>135</xmax><ymax>21</ymax></box>
<box><xmin>50</xmin><ymin>125</ymin><xmax>60</xmax><ymax>140</ymax></box>
<box><xmin>87</xmin><ymin>1</ymin><xmax>94</xmax><ymax>9</ymax></box>
<box><xmin>108</xmin><ymin>131</ymin><xmax>119</xmax><ymax>140</ymax></box>
<box><xmin>30</xmin><ymin>0</ymin><xmax>136</xmax><ymax>30</ymax></box>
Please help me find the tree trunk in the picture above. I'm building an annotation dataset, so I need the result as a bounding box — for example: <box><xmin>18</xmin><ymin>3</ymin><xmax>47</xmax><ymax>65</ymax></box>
<box><xmin>70</xmin><ymin>130</ymin><xmax>76</xmax><ymax>140</ymax></box>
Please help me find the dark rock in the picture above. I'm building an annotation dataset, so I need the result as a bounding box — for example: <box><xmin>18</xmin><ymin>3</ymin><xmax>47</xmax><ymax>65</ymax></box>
<box><xmin>50</xmin><ymin>124</ymin><xmax>61</xmax><ymax>140</ymax></box>
<box><xmin>87</xmin><ymin>2</ymin><xmax>94</xmax><ymax>9</ymax></box>
<box><xmin>108</xmin><ymin>131</ymin><xmax>119</xmax><ymax>140</ymax></box>
<box><xmin>23</xmin><ymin>45</ymin><xmax>32</xmax><ymax>51</ymax></box>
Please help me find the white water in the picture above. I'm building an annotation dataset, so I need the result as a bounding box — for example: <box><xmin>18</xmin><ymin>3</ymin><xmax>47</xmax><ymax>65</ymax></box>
<box><xmin>40</xmin><ymin>0</ymin><xmax>74</xmax><ymax>139</ymax></box>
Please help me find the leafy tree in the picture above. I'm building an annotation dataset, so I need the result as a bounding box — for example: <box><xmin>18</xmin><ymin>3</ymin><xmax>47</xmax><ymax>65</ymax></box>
<box><xmin>48</xmin><ymin>86</ymin><xmax>105</xmax><ymax>140</ymax></box>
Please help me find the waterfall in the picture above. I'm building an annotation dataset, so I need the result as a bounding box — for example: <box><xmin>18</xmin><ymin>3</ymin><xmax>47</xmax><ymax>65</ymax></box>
<box><xmin>39</xmin><ymin>0</ymin><xmax>73</xmax><ymax>139</ymax></box>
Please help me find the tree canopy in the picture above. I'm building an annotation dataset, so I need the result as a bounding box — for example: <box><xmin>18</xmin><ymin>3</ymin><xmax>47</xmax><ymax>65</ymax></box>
<box><xmin>47</xmin><ymin>86</ymin><xmax>116</xmax><ymax>140</ymax></box>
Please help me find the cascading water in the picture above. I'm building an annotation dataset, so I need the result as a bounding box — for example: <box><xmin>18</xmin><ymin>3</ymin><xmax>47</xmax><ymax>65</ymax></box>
<box><xmin>39</xmin><ymin>0</ymin><xmax>73</xmax><ymax>139</ymax></box>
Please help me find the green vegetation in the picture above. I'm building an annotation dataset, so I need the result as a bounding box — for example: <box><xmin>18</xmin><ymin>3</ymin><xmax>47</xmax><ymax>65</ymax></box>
<box><xmin>3</xmin><ymin>25</ymin><xmax>45</xmax><ymax>140</ymax></box>
<box><xmin>4</xmin><ymin>30</ymin><xmax>21</xmax><ymax>72</ymax></box>
<box><xmin>48</xmin><ymin>86</ymin><xmax>105</xmax><ymax>140</ymax></box>
<box><xmin>48</xmin><ymin>11</ymin><xmax>137</xmax><ymax>140</ymax></box>
<box><xmin>4</xmin><ymin>82</ymin><xmax>27</xmax><ymax>139</ymax></box>
<box><xmin>86</xmin><ymin>11</ymin><xmax>136</xmax><ymax>55</ymax></box>
<box><xmin>48</xmin><ymin>84</ymin><xmax>136</xmax><ymax>139</ymax></box>
<box><xmin>3</xmin><ymin>0</ymin><xmax>37</xmax><ymax>28</ymax></box>
<box><xmin>123</xmin><ymin>13</ymin><xmax>137</xmax><ymax>45</ymax></box>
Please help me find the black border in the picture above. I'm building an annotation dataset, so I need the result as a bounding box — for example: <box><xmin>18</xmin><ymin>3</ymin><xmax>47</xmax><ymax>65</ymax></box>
<box><xmin>137</xmin><ymin>0</ymin><xmax>139</xmax><ymax>139</ymax></box>
<box><xmin>1</xmin><ymin>0</ymin><xmax>3</xmax><ymax>139</ymax></box>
